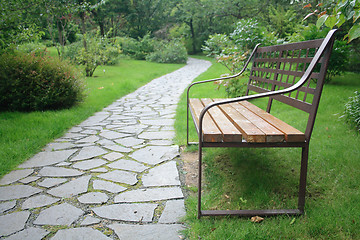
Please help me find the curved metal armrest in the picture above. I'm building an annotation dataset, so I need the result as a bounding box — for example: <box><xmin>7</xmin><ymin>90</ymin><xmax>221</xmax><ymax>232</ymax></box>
<box><xmin>186</xmin><ymin>44</ymin><xmax>260</xmax><ymax>103</ymax></box>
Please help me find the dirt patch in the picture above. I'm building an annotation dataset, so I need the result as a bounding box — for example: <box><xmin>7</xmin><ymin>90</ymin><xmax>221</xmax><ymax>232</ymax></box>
<box><xmin>180</xmin><ymin>151</ymin><xmax>199</xmax><ymax>188</ymax></box>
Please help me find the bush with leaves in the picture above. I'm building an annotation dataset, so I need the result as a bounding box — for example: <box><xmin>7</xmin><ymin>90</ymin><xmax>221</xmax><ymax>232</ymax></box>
<box><xmin>146</xmin><ymin>39</ymin><xmax>188</xmax><ymax>64</ymax></box>
<box><xmin>16</xmin><ymin>42</ymin><xmax>47</xmax><ymax>55</ymax></box>
<box><xmin>230</xmin><ymin>18</ymin><xmax>278</xmax><ymax>51</ymax></box>
<box><xmin>288</xmin><ymin>24</ymin><xmax>350</xmax><ymax>82</ymax></box>
<box><xmin>202</xmin><ymin>21</ymin><xmax>277</xmax><ymax>97</ymax></box>
<box><xmin>0</xmin><ymin>52</ymin><xmax>84</xmax><ymax>111</ymax></box>
<box><xmin>304</xmin><ymin>0</ymin><xmax>360</xmax><ymax>43</ymax></box>
<box><xmin>120</xmin><ymin>34</ymin><xmax>155</xmax><ymax>60</ymax></box>
<box><xmin>73</xmin><ymin>35</ymin><xmax>121</xmax><ymax>77</ymax></box>
<box><xmin>344</xmin><ymin>91</ymin><xmax>360</xmax><ymax>131</ymax></box>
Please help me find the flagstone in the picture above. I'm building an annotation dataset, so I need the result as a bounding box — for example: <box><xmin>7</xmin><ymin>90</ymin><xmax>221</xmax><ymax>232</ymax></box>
<box><xmin>142</xmin><ymin>161</ymin><xmax>180</xmax><ymax>187</ymax></box>
<box><xmin>0</xmin><ymin>200</ymin><xmax>16</xmax><ymax>214</ymax></box>
<box><xmin>38</xmin><ymin>167</ymin><xmax>83</xmax><ymax>177</ymax></box>
<box><xmin>115</xmin><ymin>137</ymin><xmax>145</xmax><ymax>147</ymax></box>
<box><xmin>0</xmin><ymin>185</ymin><xmax>42</xmax><ymax>201</ymax></box>
<box><xmin>102</xmin><ymin>152</ymin><xmax>124</xmax><ymax>161</ymax></box>
<box><xmin>72</xmin><ymin>159</ymin><xmax>107</xmax><ymax>170</ymax></box>
<box><xmin>76</xmin><ymin>135</ymin><xmax>100</xmax><ymax>144</ymax></box>
<box><xmin>0</xmin><ymin>211</ymin><xmax>30</xmax><ymax>237</ymax></box>
<box><xmin>44</xmin><ymin>142</ymin><xmax>75</xmax><ymax>151</ymax></box>
<box><xmin>47</xmin><ymin>175</ymin><xmax>91</xmax><ymax>198</ymax></box>
<box><xmin>78</xmin><ymin>192</ymin><xmax>109</xmax><ymax>204</ymax></box>
<box><xmin>38</xmin><ymin>178</ymin><xmax>67</xmax><ymax>188</ymax></box>
<box><xmin>114</xmin><ymin>187</ymin><xmax>183</xmax><ymax>203</ymax></box>
<box><xmin>92</xmin><ymin>180</ymin><xmax>127</xmax><ymax>193</ymax></box>
<box><xmin>159</xmin><ymin>200</ymin><xmax>186</xmax><ymax>223</ymax></box>
<box><xmin>22</xmin><ymin>194</ymin><xmax>60</xmax><ymax>209</ymax></box>
<box><xmin>0</xmin><ymin>169</ymin><xmax>33</xmax><ymax>185</ymax></box>
<box><xmin>92</xmin><ymin>203</ymin><xmax>157</xmax><ymax>222</ymax></box>
<box><xmin>99</xmin><ymin>130</ymin><xmax>129</xmax><ymax>140</ymax></box>
<box><xmin>5</xmin><ymin>227</ymin><xmax>49</xmax><ymax>240</ymax></box>
<box><xmin>103</xmin><ymin>144</ymin><xmax>132</xmax><ymax>153</ymax></box>
<box><xmin>107</xmin><ymin>159</ymin><xmax>148</xmax><ymax>172</ymax></box>
<box><xmin>98</xmin><ymin>170</ymin><xmax>138</xmax><ymax>185</ymax></box>
<box><xmin>109</xmin><ymin>224</ymin><xmax>184</xmax><ymax>240</ymax></box>
<box><xmin>51</xmin><ymin>227</ymin><xmax>111</xmax><ymax>240</ymax></box>
<box><xmin>80</xmin><ymin>216</ymin><xmax>101</xmax><ymax>226</ymax></box>
<box><xmin>34</xmin><ymin>203</ymin><xmax>83</xmax><ymax>226</ymax></box>
<box><xmin>130</xmin><ymin>146</ymin><xmax>179</xmax><ymax>165</ymax></box>
<box><xmin>18</xmin><ymin>149</ymin><xmax>77</xmax><ymax>168</ymax></box>
<box><xmin>90</xmin><ymin>168</ymin><xmax>108</xmax><ymax>173</ymax></box>
<box><xmin>19</xmin><ymin>176</ymin><xmax>40</xmax><ymax>184</ymax></box>
<box><xmin>71</xmin><ymin>146</ymin><xmax>108</xmax><ymax>161</ymax></box>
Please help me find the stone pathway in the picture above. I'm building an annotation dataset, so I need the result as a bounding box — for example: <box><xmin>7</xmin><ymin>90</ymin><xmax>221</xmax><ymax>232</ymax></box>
<box><xmin>0</xmin><ymin>58</ymin><xmax>211</xmax><ymax>240</ymax></box>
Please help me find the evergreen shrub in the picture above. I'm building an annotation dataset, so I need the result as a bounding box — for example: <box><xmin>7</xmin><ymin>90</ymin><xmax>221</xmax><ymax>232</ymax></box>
<box><xmin>0</xmin><ymin>52</ymin><xmax>84</xmax><ymax>111</ymax></box>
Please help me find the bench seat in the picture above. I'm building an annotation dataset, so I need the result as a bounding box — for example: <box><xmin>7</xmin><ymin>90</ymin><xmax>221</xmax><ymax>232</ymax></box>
<box><xmin>189</xmin><ymin>98</ymin><xmax>305</xmax><ymax>143</ymax></box>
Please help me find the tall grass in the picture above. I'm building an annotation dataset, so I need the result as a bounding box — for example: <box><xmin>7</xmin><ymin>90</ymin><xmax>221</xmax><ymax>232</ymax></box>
<box><xmin>174</xmin><ymin>57</ymin><xmax>360</xmax><ymax>239</ymax></box>
<box><xmin>0</xmin><ymin>58</ymin><xmax>184</xmax><ymax>177</ymax></box>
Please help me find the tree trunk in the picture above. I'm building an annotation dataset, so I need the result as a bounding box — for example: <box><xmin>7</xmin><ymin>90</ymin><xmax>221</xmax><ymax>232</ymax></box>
<box><xmin>189</xmin><ymin>18</ymin><xmax>197</xmax><ymax>54</ymax></box>
<box><xmin>80</xmin><ymin>11</ymin><xmax>87</xmax><ymax>51</ymax></box>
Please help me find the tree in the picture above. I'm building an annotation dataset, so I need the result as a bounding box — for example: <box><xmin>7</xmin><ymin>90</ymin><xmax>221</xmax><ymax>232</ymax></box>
<box><xmin>42</xmin><ymin>0</ymin><xmax>78</xmax><ymax>57</ymax></box>
<box><xmin>0</xmin><ymin>0</ymin><xmax>44</xmax><ymax>48</ymax></box>
<box><xmin>304</xmin><ymin>0</ymin><xmax>360</xmax><ymax>42</ymax></box>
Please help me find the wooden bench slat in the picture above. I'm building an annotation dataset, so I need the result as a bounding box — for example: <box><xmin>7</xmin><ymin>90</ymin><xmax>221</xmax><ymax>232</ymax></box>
<box><xmin>228</xmin><ymin>102</ymin><xmax>285</xmax><ymax>143</ymax></box>
<box><xmin>189</xmin><ymin>99</ymin><xmax>223</xmax><ymax>142</ymax></box>
<box><xmin>201</xmin><ymin>98</ymin><xmax>243</xmax><ymax>142</ymax></box>
<box><xmin>239</xmin><ymin>101</ymin><xmax>305</xmax><ymax>142</ymax></box>
<box><xmin>215</xmin><ymin>101</ymin><xmax>266</xmax><ymax>143</ymax></box>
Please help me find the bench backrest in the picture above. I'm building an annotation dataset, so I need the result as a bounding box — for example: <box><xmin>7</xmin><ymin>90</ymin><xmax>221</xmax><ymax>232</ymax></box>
<box><xmin>246</xmin><ymin>30</ymin><xmax>337</xmax><ymax>141</ymax></box>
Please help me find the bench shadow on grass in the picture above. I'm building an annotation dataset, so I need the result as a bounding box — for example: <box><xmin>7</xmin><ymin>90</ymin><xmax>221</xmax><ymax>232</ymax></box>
<box><xmin>201</xmin><ymin>147</ymin><xmax>302</xmax><ymax>211</ymax></box>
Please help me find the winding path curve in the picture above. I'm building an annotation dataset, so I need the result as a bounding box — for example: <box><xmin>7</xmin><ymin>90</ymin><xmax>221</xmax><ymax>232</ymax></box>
<box><xmin>0</xmin><ymin>58</ymin><xmax>211</xmax><ymax>239</ymax></box>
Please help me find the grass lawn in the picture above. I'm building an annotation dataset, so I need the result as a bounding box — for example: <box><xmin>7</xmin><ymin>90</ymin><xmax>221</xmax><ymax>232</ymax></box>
<box><xmin>174</xmin><ymin>57</ymin><xmax>360</xmax><ymax>239</ymax></box>
<box><xmin>0</xmin><ymin>57</ymin><xmax>184</xmax><ymax>177</ymax></box>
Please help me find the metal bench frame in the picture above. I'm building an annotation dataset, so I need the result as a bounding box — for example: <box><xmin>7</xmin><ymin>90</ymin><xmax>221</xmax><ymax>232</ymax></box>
<box><xmin>186</xmin><ymin>29</ymin><xmax>337</xmax><ymax>218</ymax></box>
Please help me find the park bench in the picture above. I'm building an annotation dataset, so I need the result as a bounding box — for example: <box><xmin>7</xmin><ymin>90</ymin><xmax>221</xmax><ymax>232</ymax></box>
<box><xmin>187</xmin><ymin>29</ymin><xmax>337</xmax><ymax>218</ymax></box>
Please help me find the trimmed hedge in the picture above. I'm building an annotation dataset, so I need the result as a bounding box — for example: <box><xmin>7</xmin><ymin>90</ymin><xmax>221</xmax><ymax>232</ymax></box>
<box><xmin>0</xmin><ymin>52</ymin><xmax>84</xmax><ymax>111</ymax></box>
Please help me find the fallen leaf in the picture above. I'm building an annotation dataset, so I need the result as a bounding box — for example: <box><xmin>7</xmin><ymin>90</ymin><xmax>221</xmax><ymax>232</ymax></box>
<box><xmin>98</xmin><ymin>87</ymin><xmax>104</xmax><ymax>89</ymax></box>
<box><xmin>251</xmin><ymin>216</ymin><xmax>264</xmax><ymax>223</ymax></box>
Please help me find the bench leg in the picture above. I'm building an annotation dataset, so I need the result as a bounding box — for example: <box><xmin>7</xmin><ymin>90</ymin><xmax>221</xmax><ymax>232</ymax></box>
<box><xmin>298</xmin><ymin>145</ymin><xmax>309</xmax><ymax>214</ymax></box>
<box><xmin>197</xmin><ymin>145</ymin><xmax>307</xmax><ymax>218</ymax></box>
<box><xmin>197</xmin><ymin>143</ymin><xmax>203</xmax><ymax>219</ymax></box>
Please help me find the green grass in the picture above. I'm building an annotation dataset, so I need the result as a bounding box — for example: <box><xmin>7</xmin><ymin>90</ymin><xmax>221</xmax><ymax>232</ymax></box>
<box><xmin>174</xmin><ymin>57</ymin><xmax>360</xmax><ymax>239</ymax></box>
<box><xmin>0</xmin><ymin>58</ymin><xmax>184</xmax><ymax>177</ymax></box>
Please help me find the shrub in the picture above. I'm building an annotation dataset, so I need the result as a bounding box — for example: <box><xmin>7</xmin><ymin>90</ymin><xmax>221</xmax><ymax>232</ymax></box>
<box><xmin>66</xmin><ymin>36</ymin><xmax>121</xmax><ymax>77</ymax></box>
<box><xmin>230</xmin><ymin>18</ymin><xmax>278</xmax><ymax>51</ymax></box>
<box><xmin>0</xmin><ymin>52</ymin><xmax>84</xmax><ymax>111</ymax></box>
<box><xmin>290</xmin><ymin>24</ymin><xmax>350</xmax><ymax>83</ymax></box>
<box><xmin>146</xmin><ymin>40</ymin><xmax>188</xmax><ymax>64</ymax></box>
<box><xmin>120</xmin><ymin>34</ymin><xmax>155</xmax><ymax>60</ymax></box>
<box><xmin>16</xmin><ymin>42</ymin><xmax>47</xmax><ymax>55</ymax></box>
<box><xmin>202</xmin><ymin>20</ymin><xmax>278</xmax><ymax>98</ymax></box>
<box><xmin>344</xmin><ymin>91</ymin><xmax>360</xmax><ymax>132</ymax></box>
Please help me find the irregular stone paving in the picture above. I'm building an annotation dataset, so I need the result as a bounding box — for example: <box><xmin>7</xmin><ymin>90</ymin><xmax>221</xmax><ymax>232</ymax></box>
<box><xmin>0</xmin><ymin>58</ymin><xmax>211</xmax><ymax>239</ymax></box>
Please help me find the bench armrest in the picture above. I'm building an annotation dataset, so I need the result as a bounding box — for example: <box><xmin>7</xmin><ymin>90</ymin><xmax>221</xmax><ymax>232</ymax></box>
<box><xmin>186</xmin><ymin>44</ymin><xmax>260</xmax><ymax>102</ymax></box>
